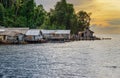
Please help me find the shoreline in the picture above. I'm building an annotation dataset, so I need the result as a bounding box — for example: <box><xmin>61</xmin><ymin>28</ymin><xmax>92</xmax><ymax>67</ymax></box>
<box><xmin>0</xmin><ymin>37</ymin><xmax>112</xmax><ymax>45</ymax></box>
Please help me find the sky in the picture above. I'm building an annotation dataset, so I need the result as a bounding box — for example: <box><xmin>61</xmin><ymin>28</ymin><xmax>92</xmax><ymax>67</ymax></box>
<box><xmin>35</xmin><ymin>0</ymin><xmax>120</xmax><ymax>34</ymax></box>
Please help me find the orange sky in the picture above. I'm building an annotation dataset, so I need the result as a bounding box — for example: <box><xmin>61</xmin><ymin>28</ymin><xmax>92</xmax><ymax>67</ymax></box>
<box><xmin>74</xmin><ymin>0</ymin><xmax>120</xmax><ymax>26</ymax></box>
<box><xmin>36</xmin><ymin>0</ymin><xmax>120</xmax><ymax>34</ymax></box>
<box><xmin>70</xmin><ymin>0</ymin><xmax>120</xmax><ymax>34</ymax></box>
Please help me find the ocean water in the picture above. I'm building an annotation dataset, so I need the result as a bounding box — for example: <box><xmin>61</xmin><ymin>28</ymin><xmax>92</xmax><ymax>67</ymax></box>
<box><xmin>0</xmin><ymin>34</ymin><xmax>120</xmax><ymax>78</ymax></box>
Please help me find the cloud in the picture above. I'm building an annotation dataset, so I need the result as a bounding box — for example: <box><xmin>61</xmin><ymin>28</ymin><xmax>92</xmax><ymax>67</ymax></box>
<box><xmin>35</xmin><ymin>0</ymin><xmax>96</xmax><ymax>12</ymax></box>
<box><xmin>67</xmin><ymin>0</ymin><xmax>94</xmax><ymax>6</ymax></box>
<box><xmin>35</xmin><ymin>0</ymin><xmax>60</xmax><ymax>11</ymax></box>
<box><xmin>107</xmin><ymin>19</ymin><xmax>120</xmax><ymax>25</ymax></box>
<box><xmin>91</xmin><ymin>18</ymin><xmax>120</xmax><ymax>34</ymax></box>
<box><xmin>91</xmin><ymin>25</ymin><xmax>120</xmax><ymax>34</ymax></box>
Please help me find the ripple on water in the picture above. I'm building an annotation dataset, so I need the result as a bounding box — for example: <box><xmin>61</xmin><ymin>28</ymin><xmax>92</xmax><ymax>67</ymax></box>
<box><xmin>0</xmin><ymin>35</ymin><xmax>120</xmax><ymax>78</ymax></box>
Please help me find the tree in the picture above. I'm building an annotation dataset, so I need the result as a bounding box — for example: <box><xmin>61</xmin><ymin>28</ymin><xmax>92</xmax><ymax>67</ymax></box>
<box><xmin>49</xmin><ymin>0</ymin><xmax>75</xmax><ymax>30</ymax></box>
<box><xmin>15</xmin><ymin>0</ymin><xmax>23</xmax><ymax>16</ymax></box>
<box><xmin>0</xmin><ymin>3</ymin><xmax>4</xmax><ymax>26</ymax></box>
<box><xmin>23</xmin><ymin>0</ymin><xmax>35</xmax><ymax>28</ymax></box>
<box><xmin>70</xmin><ymin>14</ymin><xmax>77</xmax><ymax>34</ymax></box>
<box><xmin>54</xmin><ymin>0</ymin><xmax>67</xmax><ymax>28</ymax></box>
<box><xmin>34</xmin><ymin>5</ymin><xmax>46</xmax><ymax>28</ymax></box>
<box><xmin>66</xmin><ymin>3</ymin><xmax>75</xmax><ymax>29</ymax></box>
<box><xmin>0</xmin><ymin>0</ymin><xmax>13</xmax><ymax>8</ymax></box>
<box><xmin>14</xmin><ymin>16</ymin><xmax>27</xmax><ymax>27</ymax></box>
<box><xmin>77</xmin><ymin>11</ymin><xmax>91</xmax><ymax>32</ymax></box>
<box><xmin>0</xmin><ymin>0</ymin><xmax>92</xmax><ymax>35</ymax></box>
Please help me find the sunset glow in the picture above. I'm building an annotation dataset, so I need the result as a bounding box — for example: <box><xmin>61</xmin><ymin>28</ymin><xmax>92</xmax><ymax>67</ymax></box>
<box><xmin>36</xmin><ymin>0</ymin><xmax>120</xmax><ymax>33</ymax></box>
<box><xmin>71</xmin><ymin>0</ymin><xmax>120</xmax><ymax>33</ymax></box>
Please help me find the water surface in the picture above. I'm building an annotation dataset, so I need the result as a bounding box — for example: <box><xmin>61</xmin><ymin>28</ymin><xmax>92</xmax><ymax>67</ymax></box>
<box><xmin>0</xmin><ymin>34</ymin><xmax>120</xmax><ymax>78</ymax></box>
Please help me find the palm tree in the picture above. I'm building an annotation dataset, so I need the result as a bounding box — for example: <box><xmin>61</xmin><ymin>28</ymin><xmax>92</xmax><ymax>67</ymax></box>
<box><xmin>15</xmin><ymin>0</ymin><xmax>23</xmax><ymax>16</ymax></box>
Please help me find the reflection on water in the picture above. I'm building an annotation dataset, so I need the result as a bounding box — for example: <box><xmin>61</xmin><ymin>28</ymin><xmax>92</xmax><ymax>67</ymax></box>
<box><xmin>0</xmin><ymin>35</ymin><xmax>120</xmax><ymax>78</ymax></box>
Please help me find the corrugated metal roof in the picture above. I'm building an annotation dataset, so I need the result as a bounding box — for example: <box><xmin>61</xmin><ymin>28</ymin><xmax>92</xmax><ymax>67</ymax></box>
<box><xmin>41</xmin><ymin>30</ymin><xmax>70</xmax><ymax>34</ymax></box>
<box><xmin>26</xmin><ymin>29</ymin><xmax>40</xmax><ymax>35</ymax></box>
<box><xmin>56</xmin><ymin>30</ymin><xmax>70</xmax><ymax>34</ymax></box>
<box><xmin>41</xmin><ymin>30</ymin><xmax>55</xmax><ymax>34</ymax></box>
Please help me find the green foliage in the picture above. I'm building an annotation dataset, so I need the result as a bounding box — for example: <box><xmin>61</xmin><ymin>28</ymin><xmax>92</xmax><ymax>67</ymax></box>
<box><xmin>15</xmin><ymin>16</ymin><xmax>27</xmax><ymax>27</ymax></box>
<box><xmin>77</xmin><ymin>11</ymin><xmax>91</xmax><ymax>31</ymax></box>
<box><xmin>15</xmin><ymin>0</ymin><xmax>23</xmax><ymax>16</ymax></box>
<box><xmin>0</xmin><ymin>0</ymin><xmax>13</xmax><ymax>8</ymax></box>
<box><xmin>45</xmin><ymin>0</ymin><xmax>91</xmax><ymax>34</ymax></box>
<box><xmin>0</xmin><ymin>0</ymin><xmax>91</xmax><ymax>34</ymax></box>
<box><xmin>0</xmin><ymin>3</ymin><xmax>4</xmax><ymax>26</ymax></box>
<box><xmin>22</xmin><ymin>0</ymin><xmax>35</xmax><ymax>28</ymax></box>
<box><xmin>54</xmin><ymin>0</ymin><xmax>68</xmax><ymax>28</ymax></box>
<box><xmin>0</xmin><ymin>0</ymin><xmax>46</xmax><ymax>28</ymax></box>
<box><xmin>34</xmin><ymin>5</ymin><xmax>46</xmax><ymax>28</ymax></box>
<box><xmin>47</xmin><ymin>0</ymin><xmax>76</xmax><ymax>31</ymax></box>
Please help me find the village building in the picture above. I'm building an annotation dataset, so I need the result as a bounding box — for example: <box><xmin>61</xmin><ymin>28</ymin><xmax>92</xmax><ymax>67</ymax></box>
<box><xmin>0</xmin><ymin>31</ymin><xmax>22</xmax><ymax>43</ymax></box>
<box><xmin>78</xmin><ymin>27</ymin><xmax>94</xmax><ymax>40</ymax></box>
<box><xmin>25</xmin><ymin>29</ymin><xmax>43</xmax><ymax>42</ymax></box>
<box><xmin>0</xmin><ymin>29</ymin><xmax>5</xmax><ymax>41</ymax></box>
<box><xmin>0</xmin><ymin>27</ymin><xmax>100</xmax><ymax>44</ymax></box>
<box><xmin>0</xmin><ymin>28</ymin><xmax>29</xmax><ymax>43</ymax></box>
<box><xmin>41</xmin><ymin>30</ymin><xmax>71</xmax><ymax>41</ymax></box>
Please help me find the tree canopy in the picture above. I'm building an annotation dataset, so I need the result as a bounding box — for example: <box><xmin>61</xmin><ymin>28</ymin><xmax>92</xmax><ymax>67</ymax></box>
<box><xmin>0</xmin><ymin>0</ymin><xmax>91</xmax><ymax>34</ymax></box>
